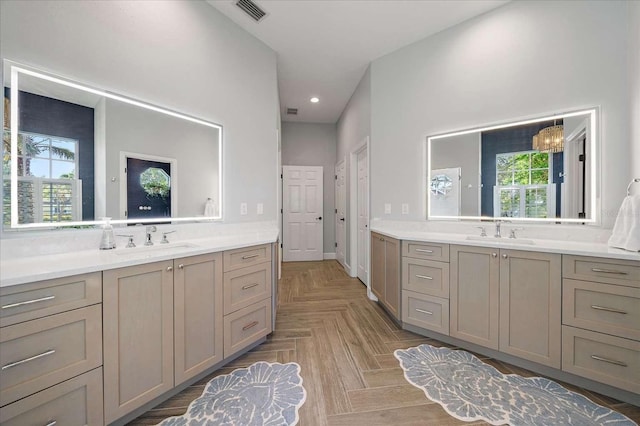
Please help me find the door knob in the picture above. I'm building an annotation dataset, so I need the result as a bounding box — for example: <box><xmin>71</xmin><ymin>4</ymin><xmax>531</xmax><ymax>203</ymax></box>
<box><xmin>317</xmin><ymin>217</ymin><xmax>322</xmax><ymax>220</ymax></box>
<box><xmin>502</xmin><ymin>254</ymin><xmax>508</xmax><ymax>259</ymax></box>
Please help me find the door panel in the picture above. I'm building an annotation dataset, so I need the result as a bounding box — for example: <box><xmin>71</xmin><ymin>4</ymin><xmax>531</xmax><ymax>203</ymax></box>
<box><xmin>357</xmin><ymin>149</ymin><xmax>369</xmax><ymax>283</ymax></box>
<box><xmin>335</xmin><ymin>161</ymin><xmax>346</xmax><ymax>268</ymax></box>
<box><xmin>283</xmin><ymin>166</ymin><xmax>323</xmax><ymax>261</ymax></box>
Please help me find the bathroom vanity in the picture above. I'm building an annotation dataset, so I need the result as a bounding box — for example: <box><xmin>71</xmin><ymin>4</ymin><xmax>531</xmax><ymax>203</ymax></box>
<box><xmin>370</xmin><ymin>223</ymin><xmax>640</xmax><ymax>406</ymax></box>
<box><xmin>0</xmin><ymin>231</ymin><xmax>278</xmax><ymax>426</ymax></box>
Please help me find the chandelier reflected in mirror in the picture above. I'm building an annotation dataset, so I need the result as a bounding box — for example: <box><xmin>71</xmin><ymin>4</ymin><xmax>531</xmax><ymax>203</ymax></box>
<box><xmin>533</xmin><ymin>123</ymin><xmax>564</xmax><ymax>153</ymax></box>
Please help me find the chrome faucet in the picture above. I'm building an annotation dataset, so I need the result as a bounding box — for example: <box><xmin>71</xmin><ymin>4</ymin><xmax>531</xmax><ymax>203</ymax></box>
<box><xmin>494</xmin><ymin>221</ymin><xmax>502</xmax><ymax>238</ymax></box>
<box><xmin>145</xmin><ymin>225</ymin><xmax>157</xmax><ymax>246</ymax></box>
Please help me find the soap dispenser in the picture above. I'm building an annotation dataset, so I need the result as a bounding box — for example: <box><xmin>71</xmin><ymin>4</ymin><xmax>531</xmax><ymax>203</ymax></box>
<box><xmin>204</xmin><ymin>198</ymin><xmax>215</xmax><ymax>217</ymax></box>
<box><xmin>99</xmin><ymin>217</ymin><xmax>116</xmax><ymax>250</ymax></box>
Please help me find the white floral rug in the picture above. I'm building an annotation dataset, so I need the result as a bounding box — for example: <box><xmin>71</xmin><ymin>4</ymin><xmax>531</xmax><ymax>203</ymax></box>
<box><xmin>157</xmin><ymin>361</ymin><xmax>306</xmax><ymax>426</ymax></box>
<box><xmin>394</xmin><ymin>344</ymin><xmax>636</xmax><ymax>426</ymax></box>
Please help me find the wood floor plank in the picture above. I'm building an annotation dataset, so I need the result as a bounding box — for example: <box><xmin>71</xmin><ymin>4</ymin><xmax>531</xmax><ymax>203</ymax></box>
<box><xmin>361</xmin><ymin>368</ymin><xmax>407</xmax><ymax>388</ymax></box>
<box><xmin>347</xmin><ymin>384</ymin><xmax>428</xmax><ymax>412</ymax></box>
<box><xmin>326</xmin><ymin>403</ymin><xmax>479</xmax><ymax>426</ymax></box>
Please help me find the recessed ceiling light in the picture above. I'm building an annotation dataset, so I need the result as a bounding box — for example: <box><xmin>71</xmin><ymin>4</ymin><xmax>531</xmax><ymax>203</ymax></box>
<box><xmin>310</xmin><ymin>97</ymin><xmax>320</xmax><ymax>103</ymax></box>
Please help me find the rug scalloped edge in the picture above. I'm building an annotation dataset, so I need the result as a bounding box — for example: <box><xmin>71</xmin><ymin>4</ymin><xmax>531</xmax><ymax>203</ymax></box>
<box><xmin>156</xmin><ymin>361</ymin><xmax>307</xmax><ymax>426</ymax></box>
<box><xmin>393</xmin><ymin>344</ymin><xmax>636</xmax><ymax>426</ymax></box>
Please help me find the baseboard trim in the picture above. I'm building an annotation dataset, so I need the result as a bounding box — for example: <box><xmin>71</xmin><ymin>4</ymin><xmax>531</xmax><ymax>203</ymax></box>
<box><xmin>323</xmin><ymin>252</ymin><xmax>336</xmax><ymax>260</ymax></box>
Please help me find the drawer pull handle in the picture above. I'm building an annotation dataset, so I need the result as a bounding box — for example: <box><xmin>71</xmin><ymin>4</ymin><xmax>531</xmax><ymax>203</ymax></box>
<box><xmin>242</xmin><ymin>283</ymin><xmax>259</xmax><ymax>290</ymax></box>
<box><xmin>2</xmin><ymin>349</ymin><xmax>56</xmax><ymax>370</ymax></box>
<box><xmin>591</xmin><ymin>305</ymin><xmax>628</xmax><ymax>315</ymax></box>
<box><xmin>591</xmin><ymin>268</ymin><xmax>628</xmax><ymax>275</ymax></box>
<box><xmin>242</xmin><ymin>254</ymin><xmax>260</xmax><ymax>260</ymax></box>
<box><xmin>45</xmin><ymin>421</ymin><xmax>57</xmax><ymax>426</ymax></box>
<box><xmin>1</xmin><ymin>295</ymin><xmax>55</xmax><ymax>310</ymax></box>
<box><xmin>178</xmin><ymin>264</ymin><xmax>184</xmax><ymax>269</ymax></box>
<box><xmin>415</xmin><ymin>308</ymin><xmax>433</xmax><ymax>315</ymax></box>
<box><xmin>415</xmin><ymin>249</ymin><xmax>434</xmax><ymax>253</ymax></box>
<box><xmin>242</xmin><ymin>321</ymin><xmax>259</xmax><ymax>331</ymax></box>
<box><xmin>590</xmin><ymin>355</ymin><xmax>627</xmax><ymax>367</ymax></box>
<box><xmin>415</xmin><ymin>274</ymin><xmax>433</xmax><ymax>280</ymax></box>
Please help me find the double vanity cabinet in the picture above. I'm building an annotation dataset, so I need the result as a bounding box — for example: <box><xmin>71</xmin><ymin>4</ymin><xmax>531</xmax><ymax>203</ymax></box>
<box><xmin>0</xmin><ymin>242</ymin><xmax>275</xmax><ymax>426</ymax></box>
<box><xmin>371</xmin><ymin>231</ymin><xmax>640</xmax><ymax>403</ymax></box>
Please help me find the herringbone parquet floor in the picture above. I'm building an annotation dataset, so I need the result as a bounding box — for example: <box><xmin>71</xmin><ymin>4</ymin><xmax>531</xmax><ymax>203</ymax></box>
<box><xmin>129</xmin><ymin>260</ymin><xmax>640</xmax><ymax>425</ymax></box>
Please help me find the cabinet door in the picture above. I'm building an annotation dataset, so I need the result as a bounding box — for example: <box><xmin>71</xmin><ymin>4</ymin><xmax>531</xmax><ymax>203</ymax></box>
<box><xmin>384</xmin><ymin>236</ymin><xmax>400</xmax><ymax>319</ymax></box>
<box><xmin>450</xmin><ymin>245</ymin><xmax>499</xmax><ymax>349</ymax></box>
<box><xmin>499</xmin><ymin>250</ymin><xmax>561</xmax><ymax>368</ymax></box>
<box><xmin>174</xmin><ymin>253</ymin><xmax>223</xmax><ymax>385</ymax></box>
<box><xmin>103</xmin><ymin>261</ymin><xmax>174</xmax><ymax>424</ymax></box>
<box><xmin>370</xmin><ymin>233</ymin><xmax>386</xmax><ymax>301</ymax></box>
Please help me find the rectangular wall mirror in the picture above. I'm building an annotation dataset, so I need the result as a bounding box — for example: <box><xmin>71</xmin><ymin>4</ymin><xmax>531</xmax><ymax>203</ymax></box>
<box><xmin>2</xmin><ymin>61</ymin><xmax>222</xmax><ymax>229</ymax></box>
<box><xmin>426</xmin><ymin>108</ymin><xmax>597</xmax><ymax>223</ymax></box>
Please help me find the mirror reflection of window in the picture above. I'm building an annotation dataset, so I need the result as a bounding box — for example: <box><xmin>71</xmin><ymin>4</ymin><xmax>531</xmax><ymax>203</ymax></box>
<box><xmin>494</xmin><ymin>151</ymin><xmax>555</xmax><ymax>218</ymax></box>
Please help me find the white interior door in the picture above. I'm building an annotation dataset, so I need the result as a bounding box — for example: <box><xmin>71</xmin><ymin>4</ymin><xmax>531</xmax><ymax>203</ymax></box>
<box><xmin>430</xmin><ymin>167</ymin><xmax>461</xmax><ymax>217</ymax></box>
<box><xmin>357</xmin><ymin>149</ymin><xmax>369</xmax><ymax>284</ymax></box>
<box><xmin>335</xmin><ymin>161</ymin><xmax>346</xmax><ymax>268</ymax></box>
<box><xmin>283</xmin><ymin>165</ymin><xmax>323</xmax><ymax>261</ymax></box>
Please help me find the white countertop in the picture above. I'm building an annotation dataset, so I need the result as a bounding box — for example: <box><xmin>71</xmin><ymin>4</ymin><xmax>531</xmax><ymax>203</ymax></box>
<box><xmin>370</xmin><ymin>224</ymin><xmax>640</xmax><ymax>262</ymax></box>
<box><xmin>1</xmin><ymin>230</ymin><xmax>279</xmax><ymax>288</ymax></box>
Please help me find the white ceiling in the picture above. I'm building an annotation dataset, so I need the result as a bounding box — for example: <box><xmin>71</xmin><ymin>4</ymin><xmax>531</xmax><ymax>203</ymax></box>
<box><xmin>207</xmin><ymin>0</ymin><xmax>509</xmax><ymax>124</ymax></box>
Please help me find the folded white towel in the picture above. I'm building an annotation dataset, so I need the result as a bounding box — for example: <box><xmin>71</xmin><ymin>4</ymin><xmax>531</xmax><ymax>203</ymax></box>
<box><xmin>608</xmin><ymin>195</ymin><xmax>640</xmax><ymax>252</ymax></box>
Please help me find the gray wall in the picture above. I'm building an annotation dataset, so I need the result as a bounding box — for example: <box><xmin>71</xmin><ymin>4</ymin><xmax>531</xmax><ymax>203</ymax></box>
<box><xmin>431</xmin><ymin>133</ymin><xmax>481</xmax><ymax>216</ymax></box>
<box><xmin>281</xmin><ymin>122</ymin><xmax>337</xmax><ymax>254</ymax></box>
<box><xmin>630</xmin><ymin>1</ymin><xmax>640</xmax><ymax>184</ymax></box>
<box><xmin>370</xmin><ymin>0</ymin><xmax>630</xmax><ymax>228</ymax></box>
<box><xmin>0</xmin><ymin>0</ymin><xmax>278</xmax><ymax>225</ymax></box>
<box><xmin>337</xmin><ymin>67</ymin><xmax>371</xmax><ymax>266</ymax></box>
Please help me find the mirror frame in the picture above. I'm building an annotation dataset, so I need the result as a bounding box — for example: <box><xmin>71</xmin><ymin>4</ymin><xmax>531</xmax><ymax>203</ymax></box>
<box><xmin>3</xmin><ymin>61</ymin><xmax>223</xmax><ymax>229</ymax></box>
<box><xmin>425</xmin><ymin>107</ymin><xmax>599</xmax><ymax>224</ymax></box>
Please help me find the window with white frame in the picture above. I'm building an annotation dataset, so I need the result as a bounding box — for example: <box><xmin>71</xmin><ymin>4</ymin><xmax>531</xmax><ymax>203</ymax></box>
<box><xmin>2</xmin><ymin>131</ymin><xmax>81</xmax><ymax>224</ymax></box>
<box><xmin>493</xmin><ymin>151</ymin><xmax>555</xmax><ymax>218</ymax></box>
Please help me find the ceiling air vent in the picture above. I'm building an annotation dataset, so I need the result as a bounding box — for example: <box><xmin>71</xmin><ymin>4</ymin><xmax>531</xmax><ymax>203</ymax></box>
<box><xmin>286</xmin><ymin>108</ymin><xmax>298</xmax><ymax>115</ymax></box>
<box><xmin>235</xmin><ymin>0</ymin><xmax>268</xmax><ymax>22</ymax></box>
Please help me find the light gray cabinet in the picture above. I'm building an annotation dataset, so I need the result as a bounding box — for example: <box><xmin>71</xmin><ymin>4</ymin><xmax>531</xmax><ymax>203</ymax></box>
<box><xmin>499</xmin><ymin>249</ymin><xmax>561</xmax><ymax>368</ymax></box>
<box><xmin>561</xmin><ymin>255</ymin><xmax>640</xmax><ymax>394</ymax></box>
<box><xmin>401</xmin><ymin>241</ymin><xmax>450</xmax><ymax>335</ymax></box>
<box><xmin>0</xmin><ymin>273</ymin><xmax>104</xmax><ymax>425</ymax></box>
<box><xmin>450</xmin><ymin>245</ymin><xmax>500</xmax><ymax>349</ymax></box>
<box><xmin>174</xmin><ymin>253</ymin><xmax>224</xmax><ymax>385</ymax></box>
<box><xmin>222</xmin><ymin>244</ymin><xmax>273</xmax><ymax>358</ymax></box>
<box><xmin>450</xmin><ymin>245</ymin><xmax>561</xmax><ymax>368</ymax></box>
<box><xmin>103</xmin><ymin>260</ymin><xmax>175</xmax><ymax>424</ymax></box>
<box><xmin>371</xmin><ymin>232</ymin><xmax>400</xmax><ymax>319</ymax></box>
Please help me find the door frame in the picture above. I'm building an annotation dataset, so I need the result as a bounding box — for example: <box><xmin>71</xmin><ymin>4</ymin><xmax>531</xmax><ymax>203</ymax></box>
<box><xmin>335</xmin><ymin>157</ymin><xmax>347</xmax><ymax>270</ymax></box>
<box><xmin>349</xmin><ymin>137</ymin><xmax>372</xmax><ymax>297</ymax></box>
<box><xmin>119</xmin><ymin>151</ymin><xmax>178</xmax><ymax>220</ymax></box>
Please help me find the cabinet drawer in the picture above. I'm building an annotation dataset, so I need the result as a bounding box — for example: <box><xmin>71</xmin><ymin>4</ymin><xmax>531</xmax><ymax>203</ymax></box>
<box><xmin>224</xmin><ymin>298</ymin><xmax>272</xmax><ymax>358</ymax></box>
<box><xmin>0</xmin><ymin>272</ymin><xmax>102</xmax><ymax>328</ymax></box>
<box><xmin>0</xmin><ymin>367</ymin><xmax>103</xmax><ymax>426</ymax></box>
<box><xmin>0</xmin><ymin>304</ymin><xmax>102</xmax><ymax>407</ymax></box>
<box><xmin>224</xmin><ymin>244</ymin><xmax>272</xmax><ymax>272</ymax></box>
<box><xmin>402</xmin><ymin>290</ymin><xmax>449</xmax><ymax>335</ymax></box>
<box><xmin>563</xmin><ymin>255</ymin><xmax>640</xmax><ymax>288</ymax></box>
<box><xmin>402</xmin><ymin>241</ymin><xmax>449</xmax><ymax>262</ymax></box>
<box><xmin>224</xmin><ymin>262</ymin><xmax>271</xmax><ymax>314</ymax></box>
<box><xmin>563</xmin><ymin>279</ymin><xmax>640</xmax><ymax>341</ymax></box>
<box><xmin>562</xmin><ymin>326</ymin><xmax>640</xmax><ymax>394</ymax></box>
<box><xmin>402</xmin><ymin>257</ymin><xmax>449</xmax><ymax>298</ymax></box>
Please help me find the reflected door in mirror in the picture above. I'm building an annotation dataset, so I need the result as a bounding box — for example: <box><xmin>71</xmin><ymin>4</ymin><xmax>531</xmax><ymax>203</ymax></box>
<box><xmin>126</xmin><ymin>157</ymin><xmax>171</xmax><ymax>221</ymax></box>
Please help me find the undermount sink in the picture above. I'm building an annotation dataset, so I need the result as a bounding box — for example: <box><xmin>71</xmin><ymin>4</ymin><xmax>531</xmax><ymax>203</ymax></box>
<box><xmin>112</xmin><ymin>242</ymin><xmax>199</xmax><ymax>256</ymax></box>
<box><xmin>465</xmin><ymin>235</ymin><xmax>535</xmax><ymax>245</ymax></box>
